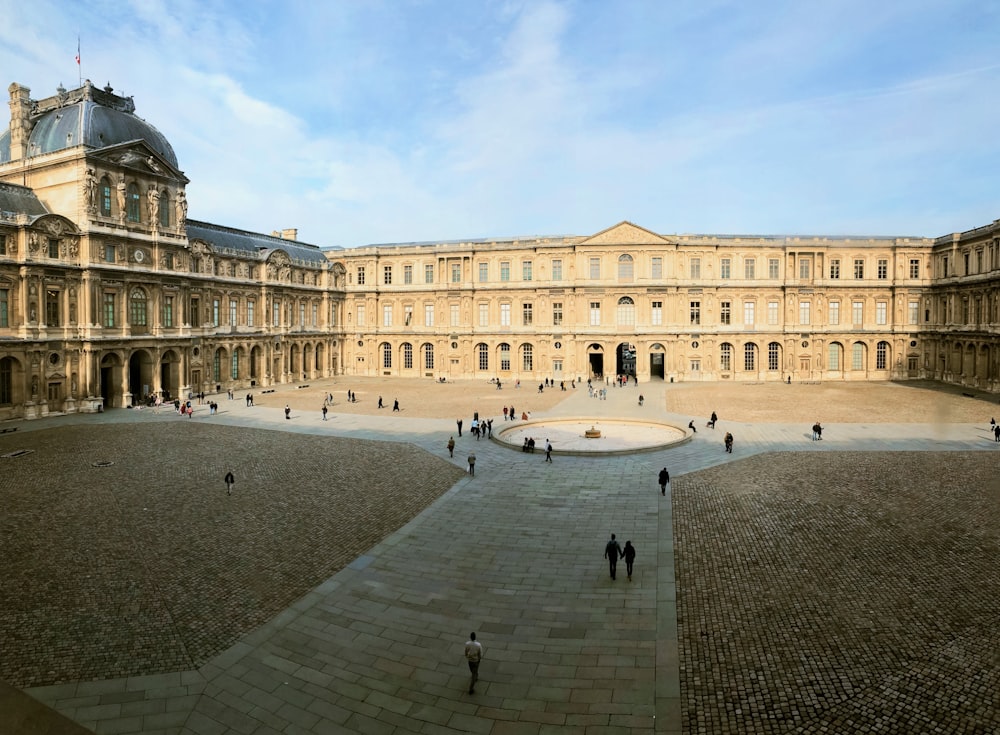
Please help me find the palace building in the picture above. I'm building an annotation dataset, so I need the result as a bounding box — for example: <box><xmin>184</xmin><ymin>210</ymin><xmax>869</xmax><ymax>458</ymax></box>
<box><xmin>1</xmin><ymin>79</ymin><xmax>998</xmax><ymax>419</ymax></box>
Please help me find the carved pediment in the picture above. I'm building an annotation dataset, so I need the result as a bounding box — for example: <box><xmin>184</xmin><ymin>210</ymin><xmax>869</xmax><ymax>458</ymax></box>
<box><xmin>579</xmin><ymin>221</ymin><xmax>672</xmax><ymax>246</ymax></box>
<box><xmin>92</xmin><ymin>143</ymin><xmax>186</xmax><ymax>181</ymax></box>
<box><xmin>267</xmin><ymin>250</ymin><xmax>291</xmax><ymax>267</ymax></box>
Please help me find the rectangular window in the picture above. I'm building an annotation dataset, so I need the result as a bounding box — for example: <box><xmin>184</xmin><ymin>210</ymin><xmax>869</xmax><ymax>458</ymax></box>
<box><xmin>212</xmin><ymin>299</ymin><xmax>220</xmax><ymax>327</ymax></box>
<box><xmin>191</xmin><ymin>298</ymin><xmax>200</xmax><ymax>326</ymax></box>
<box><xmin>799</xmin><ymin>258</ymin><xmax>810</xmax><ymax>279</ymax></box>
<box><xmin>720</xmin><ymin>258</ymin><xmax>731</xmax><ymax>279</ymax></box>
<box><xmin>690</xmin><ymin>301</ymin><xmax>701</xmax><ymax>325</ymax></box>
<box><xmin>942</xmin><ymin>255</ymin><xmax>949</xmax><ymax>277</ymax></box>
<box><xmin>229</xmin><ymin>299</ymin><xmax>238</xmax><ymax>326</ymax></box>
<box><xmin>690</xmin><ymin>258</ymin><xmax>701</xmax><ymax>279</ymax></box>
<box><xmin>767</xmin><ymin>300</ymin><xmax>779</xmax><ymax>325</ymax></box>
<box><xmin>877</xmin><ymin>259</ymin><xmax>888</xmax><ymax>279</ymax></box>
<box><xmin>552</xmin><ymin>302</ymin><xmax>563</xmax><ymax>326</ymax></box>
<box><xmin>500</xmin><ymin>262</ymin><xmax>510</xmax><ymax>281</ymax></box>
<box><xmin>522</xmin><ymin>303</ymin><xmax>533</xmax><ymax>325</ymax></box>
<box><xmin>909</xmin><ymin>259</ymin><xmax>920</xmax><ymax>278</ymax></box>
<box><xmin>876</xmin><ymin>301</ymin><xmax>887</xmax><ymax>325</ymax></box>
<box><xmin>500</xmin><ymin>303</ymin><xmax>511</xmax><ymax>326</ymax></box>
<box><xmin>163</xmin><ymin>295</ymin><xmax>173</xmax><ymax>327</ymax></box>
<box><xmin>830</xmin><ymin>259</ymin><xmax>841</xmax><ymax>279</ymax></box>
<box><xmin>478</xmin><ymin>262</ymin><xmax>488</xmax><ymax>282</ymax></box>
<box><xmin>852</xmin><ymin>300</ymin><xmax>864</xmax><ymax>325</ymax></box>
<box><xmin>425</xmin><ymin>264</ymin><xmax>434</xmax><ymax>284</ymax></box>
<box><xmin>743</xmin><ymin>301</ymin><xmax>755</xmax><ymax>326</ymax></box>
<box><xmin>404</xmin><ymin>305</ymin><xmax>413</xmax><ymax>326</ymax></box>
<box><xmin>721</xmin><ymin>301</ymin><xmax>731</xmax><ymax>325</ymax></box>
<box><xmin>103</xmin><ymin>292</ymin><xmax>115</xmax><ymax>327</ymax></box>
<box><xmin>829</xmin><ymin>301</ymin><xmax>840</xmax><ymax>325</ymax></box>
<box><xmin>799</xmin><ymin>301</ymin><xmax>810</xmax><ymax>325</ymax></box>
<box><xmin>451</xmin><ymin>263</ymin><xmax>461</xmax><ymax>283</ymax></box>
<box><xmin>383</xmin><ymin>304</ymin><xmax>392</xmax><ymax>326</ymax></box>
<box><xmin>48</xmin><ymin>238</ymin><xmax>59</xmax><ymax>258</ymax></box>
<box><xmin>768</xmin><ymin>258</ymin><xmax>780</xmax><ymax>279</ymax></box>
<box><xmin>247</xmin><ymin>300</ymin><xmax>255</xmax><ymax>327</ymax></box>
<box><xmin>522</xmin><ymin>261</ymin><xmax>532</xmax><ymax>281</ymax></box>
<box><xmin>651</xmin><ymin>256</ymin><xmax>662</xmax><ymax>279</ymax></box>
<box><xmin>403</xmin><ymin>265</ymin><xmax>413</xmax><ymax>284</ymax></box>
<box><xmin>357</xmin><ymin>266</ymin><xmax>366</xmax><ymax>285</ymax></box>
<box><xmin>424</xmin><ymin>304</ymin><xmax>434</xmax><ymax>326</ymax></box>
<box><xmin>589</xmin><ymin>301</ymin><xmax>601</xmax><ymax>326</ymax></box>
<box><xmin>589</xmin><ymin>257</ymin><xmax>601</xmax><ymax>279</ymax></box>
<box><xmin>552</xmin><ymin>259</ymin><xmax>563</xmax><ymax>280</ymax></box>
<box><xmin>744</xmin><ymin>258</ymin><xmax>756</xmax><ymax>279</ymax></box>
<box><xmin>908</xmin><ymin>301</ymin><xmax>919</xmax><ymax>325</ymax></box>
<box><xmin>478</xmin><ymin>303</ymin><xmax>488</xmax><ymax>327</ymax></box>
<box><xmin>651</xmin><ymin>300</ymin><xmax>662</xmax><ymax>326</ymax></box>
<box><xmin>356</xmin><ymin>304</ymin><xmax>365</xmax><ymax>327</ymax></box>
<box><xmin>272</xmin><ymin>300</ymin><xmax>281</xmax><ymax>327</ymax></box>
<box><xmin>690</xmin><ymin>359</ymin><xmax>701</xmax><ymax>372</ymax></box>
<box><xmin>104</xmin><ymin>244</ymin><xmax>116</xmax><ymax>263</ymax></box>
<box><xmin>450</xmin><ymin>304</ymin><xmax>460</xmax><ymax>327</ymax></box>
<box><xmin>312</xmin><ymin>303</ymin><xmax>318</xmax><ymax>327</ymax></box>
<box><xmin>978</xmin><ymin>250</ymin><xmax>984</xmax><ymax>273</ymax></box>
<box><xmin>854</xmin><ymin>259</ymin><xmax>864</xmax><ymax>279</ymax></box>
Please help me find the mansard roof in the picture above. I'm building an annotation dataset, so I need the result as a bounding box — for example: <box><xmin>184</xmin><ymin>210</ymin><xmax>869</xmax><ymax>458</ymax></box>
<box><xmin>0</xmin><ymin>181</ymin><xmax>48</xmax><ymax>222</ymax></box>
<box><xmin>185</xmin><ymin>220</ymin><xmax>334</xmax><ymax>266</ymax></box>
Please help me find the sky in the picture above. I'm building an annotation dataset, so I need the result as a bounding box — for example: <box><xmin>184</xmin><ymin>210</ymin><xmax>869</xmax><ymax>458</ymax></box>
<box><xmin>1</xmin><ymin>0</ymin><xmax>999</xmax><ymax>248</ymax></box>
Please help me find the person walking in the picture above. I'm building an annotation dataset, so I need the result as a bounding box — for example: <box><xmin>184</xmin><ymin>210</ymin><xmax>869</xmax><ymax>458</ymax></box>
<box><xmin>623</xmin><ymin>540</ymin><xmax>636</xmax><ymax>581</ymax></box>
<box><xmin>467</xmin><ymin>451</ymin><xmax>476</xmax><ymax>476</ymax></box>
<box><xmin>447</xmin><ymin>436</ymin><xmax>455</xmax><ymax>457</ymax></box>
<box><xmin>322</xmin><ymin>405</ymin><xmax>328</xmax><ymax>421</ymax></box>
<box><xmin>393</xmin><ymin>399</ymin><xmax>400</xmax><ymax>412</ymax></box>
<box><xmin>378</xmin><ymin>396</ymin><xmax>384</xmax><ymax>409</ymax></box>
<box><xmin>604</xmin><ymin>533</ymin><xmax>623</xmax><ymax>580</ymax></box>
<box><xmin>993</xmin><ymin>424</ymin><xmax>999</xmax><ymax>442</ymax></box>
<box><xmin>457</xmin><ymin>418</ymin><xmax>463</xmax><ymax>437</ymax></box>
<box><xmin>709</xmin><ymin>411</ymin><xmax>718</xmax><ymax>429</ymax></box>
<box><xmin>284</xmin><ymin>404</ymin><xmax>291</xmax><ymax>420</ymax></box>
<box><xmin>464</xmin><ymin>632</ymin><xmax>483</xmax><ymax>694</ymax></box>
<box><xmin>544</xmin><ymin>439</ymin><xmax>553</xmax><ymax>462</ymax></box>
<box><xmin>724</xmin><ymin>432</ymin><xmax>734</xmax><ymax>453</ymax></box>
<box><xmin>224</xmin><ymin>470</ymin><xmax>235</xmax><ymax>496</ymax></box>
<box><xmin>658</xmin><ymin>467</ymin><xmax>670</xmax><ymax>496</ymax></box>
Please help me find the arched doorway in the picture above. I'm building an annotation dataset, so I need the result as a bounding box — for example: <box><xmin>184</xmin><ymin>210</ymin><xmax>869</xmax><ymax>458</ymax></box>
<box><xmin>649</xmin><ymin>343</ymin><xmax>665</xmax><ymax>380</ymax></box>
<box><xmin>128</xmin><ymin>350</ymin><xmax>154</xmax><ymax>406</ymax></box>
<box><xmin>160</xmin><ymin>349</ymin><xmax>180</xmax><ymax>399</ymax></box>
<box><xmin>616</xmin><ymin>342</ymin><xmax>636</xmax><ymax>377</ymax></box>
<box><xmin>587</xmin><ymin>344</ymin><xmax>604</xmax><ymax>379</ymax></box>
<box><xmin>100</xmin><ymin>352</ymin><xmax>123</xmax><ymax>408</ymax></box>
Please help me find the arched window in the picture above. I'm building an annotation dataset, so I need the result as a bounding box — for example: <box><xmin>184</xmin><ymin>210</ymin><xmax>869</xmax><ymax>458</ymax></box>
<box><xmin>477</xmin><ymin>343</ymin><xmax>489</xmax><ymax>371</ymax></box>
<box><xmin>768</xmin><ymin>342</ymin><xmax>780</xmax><ymax>371</ymax></box>
<box><xmin>423</xmin><ymin>343</ymin><xmax>435</xmax><ymax>370</ymax></box>
<box><xmin>231</xmin><ymin>348</ymin><xmax>241</xmax><ymax>380</ymax></box>
<box><xmin>0</xmin><ymin>356</ymin><xmax>13</xmax><ymax>405</ymax></box>
<box><xmin>159</xmin><ymin>189</ymin><xmax>171</xmax><ymax>227</ymax></box>
<box><xmin>522</xmin><ymin>343</ymin><xmax>533</xmax><ymax>371</ymax></box>
<box><xmin>828</xmin><ymin>342</ymin><xmax>843</xmax><ymax>371</ymax></box>
<box><xmin>720</xmin><ymin>343</ymin><xmax>733</xmax><ymax>372</ymax></box>
<box><xmin>99</xmin><ymin>177</ymin><xmax>112</xmax><ymax>216</ymax></box>
<box><xmin>852</xmin><ymin>342</ymin><xmax>865</xmax><ymax>370</ymax></box>
<box><xmin>618</xmin><ymin>254</ymin><xmax>634</xmax><ymax>282</ymax></box>
<box><xmin>213</xmin><ymin>349</ymin><xmax>222</xmax><ymax>382</ymax></box>
<box><xmin>499</xmin><ymin>343</ymin><xmax>511</xmax><ymax>371</ymax></box>
<box><xmin>127</xmin><ymin>183</ymin><xmax>141</xmax><ymax>222</ymax></box>
<box><xmin>402</xmin><ymin>342</ymin><xmax>413</xmax><ymax>370</ymax></box>
<box><xmin>381</xmin><ymin>342</ymin><xmax>392</xmax><ymax>369</ymax></box>
<box><xmin>616</xmin><ymin>296</ymin><xmax>635</xmax><ymax>326</ymax></box>
<box><xmin>744</xmin><ymin>343</ymin><xmax>757</xmax><ymax>371</ymax></box>
<box><xmin>876</xmin><ymin>341</ymin><xmax>889</xmax><ymax>370</ymax></box>
<box><xmin>129</xmin><ymin>288</ymin><xmax>147</xmax><ymax>326</ymax></box>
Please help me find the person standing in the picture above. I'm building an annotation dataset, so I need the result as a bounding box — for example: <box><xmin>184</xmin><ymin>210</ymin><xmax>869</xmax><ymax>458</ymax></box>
<box><xmin>284</xmin><ymin>404</ymin><xmax>291</xmax><ymax>420</ymax></box>
<box><xmin>658</xmin><ymin>467</ymin><xmax>670</xmax><ymax>496</ymax></box>
<box><xmin>709</xmin><ymin>411</ymin><xmax>718</xmax><ymax>429</ymax></box>
<box><xmin>457</xmin><ymin>418</ymin><xmax>463</xmax><ymax>437</ymax></box>
<box><xmin>467</xmin><ymin>451</ymin><xmax>476</xmax><ymax>476</ymax></box>
<box><xmin>464</xmin><ymin>632</ymin><xmax>483</xmax><ymax>694</ymax></box>
<box><xmin>224</xmin><ymin>470</ymin><xmax>235</xmax><ymax>496</ymax></box>
<box><xmin>447</xmin><ymin>436</ymin><xmax>455</xmax><ymax>457</ymax></box>
<box><xmin>544</xmin><ymin>439</ymin><xmax>553</xmax><ymax>462</ymax></box>
<box><xmin>322</xmin><ymin>405</ymin><xmax>328</xmax><ymax>421</ymax></box>
<box><xmin>724</xmin><ymin>432</ymin><xmax>734</xmax><ymax>453</ymax></box>
<box><xmin>623</xmin><ymin>540</ymin><xmax>636</xmax><ymax>581</ymax></box>
<box><xmin>993</xmin><ymin>424</ymin><xmax>999</xmax><ymax>442</ymax></box>
<box><xmin>604</xmin><ymin>534</ymin><xmax>623</xmax><ymax>580</ymax></box>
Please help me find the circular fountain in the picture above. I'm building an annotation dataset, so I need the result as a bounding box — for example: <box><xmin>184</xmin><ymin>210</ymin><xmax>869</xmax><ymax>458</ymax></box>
<box><xmin>496</xmin><ymin>418</ymin><xmax>688</xmax><ymax>455</ymax></box>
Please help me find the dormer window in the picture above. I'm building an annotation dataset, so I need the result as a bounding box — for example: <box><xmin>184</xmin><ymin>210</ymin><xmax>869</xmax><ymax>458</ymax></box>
<box><xmin>100</xmin><ymin>177</ymin><xmax>112</xmax><ymax>216</ymax></box>
<box><xmin>127</xmin><ymin>183</ymin><xmax>141</xmax><ymax>222</ymax></box>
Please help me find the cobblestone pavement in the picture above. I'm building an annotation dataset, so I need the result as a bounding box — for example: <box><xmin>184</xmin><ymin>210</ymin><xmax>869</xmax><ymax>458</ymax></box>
<box><xmin>4</xmin><ymin>378</ymin><xmax>1000</xmax><ymax>735</ymax></box>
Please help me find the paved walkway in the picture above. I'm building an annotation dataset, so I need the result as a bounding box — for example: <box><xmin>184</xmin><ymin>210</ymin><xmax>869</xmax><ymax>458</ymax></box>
<box><xmin>8</xmin><ymin>380</ymin><xmax>999</xmax><ymax>734</ymax></box>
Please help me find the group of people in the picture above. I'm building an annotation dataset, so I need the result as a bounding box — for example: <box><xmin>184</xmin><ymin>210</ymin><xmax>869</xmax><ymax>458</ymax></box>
<box><xmin>501</xmin><ymin>406</ymin><xmax>527</xmax><ymax>421</ymax></box>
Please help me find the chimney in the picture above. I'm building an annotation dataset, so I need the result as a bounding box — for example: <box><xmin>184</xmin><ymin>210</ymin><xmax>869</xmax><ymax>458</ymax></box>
<box><xmin>281</xmin><ymin>228</ymin><xmax>298</xmax><ymax>241</ymax></box>
<box><xmin>7</xmin><ymin>83</ymin><xmax>32</xmax><ymax>162</ymax></box>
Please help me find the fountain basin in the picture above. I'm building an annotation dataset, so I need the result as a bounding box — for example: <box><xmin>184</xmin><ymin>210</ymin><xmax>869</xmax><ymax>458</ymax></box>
<box><xmin>496</xmin><ymin>417</ymin><xmax>688</xmax><ymax>455</ymax></box>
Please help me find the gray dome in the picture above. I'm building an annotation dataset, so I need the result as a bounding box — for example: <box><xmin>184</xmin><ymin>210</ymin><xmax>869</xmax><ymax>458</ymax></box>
<box><xmin>0</xmin><ymin>83</ymin><xmax>178</xmax><ymax>168</ymax></box>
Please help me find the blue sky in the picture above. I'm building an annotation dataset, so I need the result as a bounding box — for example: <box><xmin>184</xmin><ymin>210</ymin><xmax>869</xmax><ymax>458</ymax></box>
<box><xmin>1</xmin><ymin>0</ymin><xmax>998</xmax><ymax>247</ymax></box>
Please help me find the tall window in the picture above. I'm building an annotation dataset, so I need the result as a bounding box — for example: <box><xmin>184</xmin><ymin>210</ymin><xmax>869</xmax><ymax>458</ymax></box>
<box><xmin>231</xmin><ymin>351</ymin><xmax>240</xmax><ymax>380</ymax></box>
<box><xmin>690</xmin><ymin>258</ymin><xmax>701</xmax><ymax>279</ymax></box>
<box><xmin>744</xmin><ymin>343</ymin><xmax>757</xmax><ymax>371</ymax></box>
<box><xmin>854</xmin><ymin>259</ymin><xmax>864</xmax><ymax>279</ymax></box>
<box><xmin>451</xmin><ymin>263</ymin><xmax>461</xmax><ymax>282</ymax></box>
<box><xmin>424</xmin><ymin>303</ymin><xmax>434</xmax><ymax>326</ymax></box>
<box><xmin>478</xmin><ymin>343</ymin><xmax>489</xmax><ymax>371</ymax></box>
<box><xmin>651</xmin><ymin>256</ymin><xmax>662</xmax><ymax>279</ymax></box>
<box><xmin>159</xmin><ymin>190</ymin><xmax>171</xmax><ymax>227</ymax></box>
<box><xmin>799</xmin><ymin>301</ymin><xmax>810</xmax><ymax>325</ymax></box>
<box><xmin>689</xmin><ymin>301</ymin><xmax>701</xmax><ymax>325</ymax></box>
<box><xmin>552</xmin><ymin>302</ymin><xmax>563</xmax><ymax>326</ymax></box>
<box><xmin>522</xmin><ymin>343</ymin><xmax>533</xmax><ymax>371</ymax></box>
<box><xmin>191</xmin><ymin>297</ymin><xmax>200</xmax><ymax>326</ymax></box>
<box><xmin>450</xmin><ymin>303</ymin><xmax>460</xmax><ymax>326</ymax></box>
<box><xmin>768</xmin><ymin>258</ymin><xmax>779</xmax><ymax>279</ymax></box>
<box><xmin>312</xmin><ymin>303</ymin><xmax>318</xmax><ymax>327</ymax></box>
<box><xmin>273</xmin><ymin>300</ymin><xmax>281</xmax><ymax>326</ymax></box>
<box><xmin>478</xmin><ymin>262</ymin><xmax>488</xmax><ymax>282</ymax></box>
<box><xmin>522</xmin><ymin>303</ymin><xmax>533</xmax><ymax>325</ymax></box>
<box><xmin>768</xmin><ymin>342</ymin><xmax>780</xmax><ymax>371</ymax></box>
<box><xmin>403</xmin><ymin>264</ymin><xmax>413</xmax><ymax>284</ymax></box>
<box><xmin>744</xmin><ymin>258</ymin><xmax>756</xmax><ymax>279</ymax></box>
<box><xmin>45</xmin><ymin>289</ymin><xmax>61</xmax><ymax>325</ymax></box>
<box><xmin>767</xmin><ymin>301</ymin><xmax>779</xmax><ymax>325</ymax></box>
<box><xmin>876</xmin><ymin>341</ymin><xmax>888</xmax><ymax>370</ymax></box>
<box><xmin>852</xmin><ymin>343</ymin><xmax>864</xmax><ymax>370</ymax></box>
<box><xmin>743</xmin><ymin>301</ymin><xmax>755</xmax><ymax>326</ymax></box>
<box><xmin>0</xmin><ymin>358</ymin><xmax>10</xmax><ymax>405</ymax></box>
<box><xmin>230</xmin><ymin>299</ymin><xmax>238</xmax><ymax>326</ymax></box>
<box><xmin>247</xmin><ymin>299</ymin><xmax>254</xmax><ymax>327</ymax></box>
<box><xmin>383</xmin><ymin>304</ymin><xmax>392</xmax><ymax>326</ymax></box>
<box><xmin>212</xmin><ymin>298</ymin><xmax>220</xmax><ymax>326</ymax></box>
<box><xmin>500</xmin><ymin>262</ymin><xmax>510</xmax><ymax>281</ymax></box>
<box><xmin>876</xmin><ymin>301</ymin><xmax>887</xmax><ymax>325</ymax></box>
<box><xmin>213</xmin><ymin>350</ymin><xmax>221</xmax><ymax>382</ymax></box>
<box><xmin>404</xmin><ymin>304</ymin><xmax>413</xmax><ymax>326</ymax></box>
<box><xmin>589</xmin><ymin>301</ymin><xmax>601</xmax><ymax>326</ymax></box>
<box><xmin>651</xmin><ymin>301</ymin><xmax>662</xmax><ymax>326</ymax></box>
<box><xmin>522</xmin><ymin>261</ymin><xmax>533</xmax><ymax>281</ymax></box>
<box><xmin>617</xmin><ymin>297</ymin><xmax>635</xmax><ymax>326</ymax></box>
<box><xmin>356</xmin><ymin>304</ymin><xmax>365</xmax><ymax>327</ymax></box>
<box><xmin>852</xmin><ymin>300</ymin><xmax>864</xmax><ymax>325</ymax></box>
<box><xmin>500</xmin><ymin>343</ymin><xmax>511</xmax><ymax>371</ymax></box>
<box><xmin>877</xmin><ymin>259</ymin><xmax>888</xmax><ymax>279</ymax></box>
<box><xmin>799</xmin><ymin>258</ymin><xmax>810</xmax><ymax>279</ymax></box>
<box><xmin>830</xmin><ymin>259</ymin><xmax>840</xmax><ymax>279</ymax></box>
<box><xmin>425</xmin><ymin>264</ymin><xmax>433</xmax><ymax>283</ymax></box>
<box><xmin>720</xmin><ymin>343</ymin><xmax>732</xmax><ymax>371</ymax></box>
<box><xmin>127</xmin><ymin>183</ymin><xmax>141</xmax><ymax>222</ymax></box>
<box><xmin>357</xmin><ymin>266</ymin><xmax>366</xmax><ymax>285</ymax></box>
<box><xmin>48</xmin><ymin>238</ymin><xmax>59</xmax><ymax>258</ymax></box>
<box><xmin>103</xmin><ymin>292</ymin><xmax>115</xmax><ymax>327</ymax></box>
<box><xmin>403</xmin><ymin>343</ymin><xmax>413</xmax><ymax>369</ymax></box>
<box><xmin>618</xmin><ymin>254</ymin><xmax>634</xmax><ymax>281</ymax></box>
<box><xmin>551</xmin><ymin>259</ymin><xmax>563</xmax><ymax>280</ymax></box>
<box><xmin>130</xmin><ymin>288</ymin><xmax>148</xmax><ymax>326</ymax></box>
<box><xmin>500</xmin><ymin>303</ymin><xmax>511</xmax><ymax>326</ymax></box>
<box><xmin>589</xmin><ymin>257</ymin><xmax>601</xmax><ymax>279</ymax></box>
<box><xmin>720</xmin><ymin>258</ymin><xmax>731</xmax><ymax>279</ymax></box>
<box><xmin>720</xmin><ymin>301</ymin><xmax>731</xmax><ymax>325</ymax></box>
<box><xmin>909</xmin><ymin>259</ymin><xmax>920</xmax><ymax>278</ymax></box>
<box><xmin>828</xmin><ymin>343</ymin><xmax>842</xmax><ymax>370</ymax></box>
<box><xmin>100</xmin><ymin>177</ymin><xmax>112</xmax><ymax>216</ymax></box>
<box><xmin>908</xmin><ymin>301</ymin><xmax>919</xmax><ymax>325</ymax></box>
<box><xmin>829</xmin><ymin>301</ymin><xmax>840</xmax><ymax>325</ymax></box>
<box><xmin>382</xmin><ymin>343</ymin><xmax>392</xmax><ymax>369</ymax></box>
<box><xmin>423</xmin><ymin>343</ymin><xmax>435</xmax><ymax>370</ymax></box>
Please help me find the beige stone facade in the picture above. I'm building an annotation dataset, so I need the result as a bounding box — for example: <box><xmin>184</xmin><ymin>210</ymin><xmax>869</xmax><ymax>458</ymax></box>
<box><xmin>1</xmin><ymin>79</ymin><xmax>998</xmax><ymax>419</ymax></box>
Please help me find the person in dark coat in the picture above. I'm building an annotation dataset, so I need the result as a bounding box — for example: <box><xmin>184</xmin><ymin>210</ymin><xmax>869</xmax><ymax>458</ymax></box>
<box><xmin>623</xmin><ymin>540</ymin><xmax>637</xmax><ymax>581</ymax></box>
<box><xmin>658</xmin><ymin>467</ymin><xmax>670</xmax><ymax>496</ymax></box>
<box><xmin>604</xmin><ymin>534</ymin><xmax>623</xmax><ymax>580</ymax></box>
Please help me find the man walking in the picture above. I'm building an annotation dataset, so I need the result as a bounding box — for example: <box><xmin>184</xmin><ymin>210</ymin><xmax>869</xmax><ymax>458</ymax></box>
<box><xmin>658</xmin><ymin>467</ymin><xmax>670</xmax><ymax>496</ymax></box>
<box><xmin>457</xmin><ymin>418</ymin><xmax>463</xmax><ymax>437</ymax></box>
<box><xmin>284</xmin><ymin>404</ymin><xmax>291</xmax><ymax>420</ymax></box>
<box><xmin>464</xmin><ymin>632</ymin><xmax>483</xmax><ymax>694</ymax></box>
<box><xmin>322</xmin><ymin>405</ymin><xmax>328</xmax><ymax>421</ymax></box>
<box><xmin>468</xmin><ymin>451</ymin><xmax>476</xmax><ymax>476</ymax></box>
<box><xmin>544</xmin><ymin>439</ymin><xmax>553</xmax><ymax>462</ymax></box>
<box><xmin>604</xmin><ymin>533</ymin><xmax>623</xmax><ymax>580</ymax></box>
<box><xmin>224</xmin><ymin>470</ymin><xmax>235</xmax><ymax>496</ymax></box>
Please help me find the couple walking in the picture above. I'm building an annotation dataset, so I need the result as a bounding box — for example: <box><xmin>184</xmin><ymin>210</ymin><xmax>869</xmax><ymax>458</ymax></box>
<box><xmin>604</xmin><ymin>534</ymin><xmax>637</xmax><ymax>581</ymax></box>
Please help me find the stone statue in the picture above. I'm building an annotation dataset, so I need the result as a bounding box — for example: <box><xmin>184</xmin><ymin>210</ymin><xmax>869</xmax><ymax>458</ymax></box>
<box><xmin>176</xmin><ymin>190</ymin><xmax>187</xmax><ymax>226</ymax></box>
<box><xmin>84</xmin><ymin>168</ymin><xmax>97</xmax><ymax>211</ymax></box>
<box><xmin>147</xmin><ymin>185</ymin><xmax>160</xmax><ymax>226</ymax></box>
<box><xmin>116</xmin><ymin>175</ymin><xmax>127</xmax><ymax>221</ymax></box>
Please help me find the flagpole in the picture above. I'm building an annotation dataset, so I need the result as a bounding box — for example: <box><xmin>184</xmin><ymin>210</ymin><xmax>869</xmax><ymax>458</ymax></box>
<box><xmin>77</xmin><ymin>35</ymin><xmax>81</xmax><ymax>87</ymax></box>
